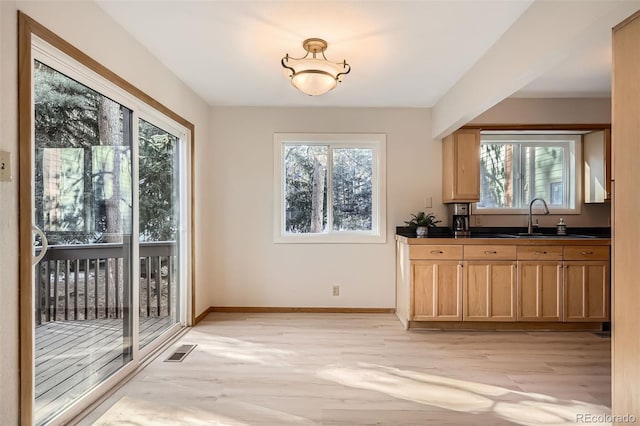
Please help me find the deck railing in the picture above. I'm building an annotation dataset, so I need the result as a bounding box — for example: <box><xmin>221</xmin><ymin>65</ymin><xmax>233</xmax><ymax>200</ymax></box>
<box><xmin>34</xmin><ymin>241</ymin><xmax>177</xmax><ymax>326</ymax></box>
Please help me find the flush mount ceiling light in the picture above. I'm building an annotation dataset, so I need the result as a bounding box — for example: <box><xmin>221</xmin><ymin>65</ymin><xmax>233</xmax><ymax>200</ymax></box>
<box><xmin>281</xmin><ymin>38</ymin><xmax>351</xmax><ymax>96</ymax></box>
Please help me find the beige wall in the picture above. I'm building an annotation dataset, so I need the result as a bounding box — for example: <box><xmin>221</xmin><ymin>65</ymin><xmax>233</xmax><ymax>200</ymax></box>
<box><xmin>468</xmin><ymin>97</ymin><xmax>612</xmax><ymax>228</ymax></box>
<box><xmin>0</xmin><ymin>2</ymin><xmax>20</xmax><ymax>422</ymax></box>
<box><xmin>206</xmin><ymin>107</ymin><xmax>440</xmax><ymax>308</ymax></box>
<box><xmin>0</xmin><ymin>1</ymin><xmax>210</xmax><ymax>421</ymax></box>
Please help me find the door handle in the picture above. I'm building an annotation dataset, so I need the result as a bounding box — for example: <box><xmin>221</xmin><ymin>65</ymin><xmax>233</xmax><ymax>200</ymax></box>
<box><xmin>32</xmin><ymin>225</ymin><xmax>48</xmax><ymax>265</ymax></box>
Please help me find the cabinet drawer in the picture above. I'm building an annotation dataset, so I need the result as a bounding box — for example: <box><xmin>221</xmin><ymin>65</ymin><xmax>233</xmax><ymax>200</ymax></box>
<box><xmin>409</xmin><ymin>245</ymin><xmax>462</xmax><ymax>260</ymax></box>
<box><xmin>464</xmin><ymin>245</ymin><xmax>516</xmax><ymax>260</ymax></box>
<box><xmin>517</xmin><ymin>246</ymin><xmax>563</xmax><ymax>261</ymax></box>
<box><xmin>563</xmin><ymin>246</ymin><xmax>609</xmax><ymax>261</ymax></box>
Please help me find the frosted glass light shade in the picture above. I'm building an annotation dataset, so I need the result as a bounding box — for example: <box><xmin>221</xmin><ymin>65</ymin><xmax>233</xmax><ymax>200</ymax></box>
<box><xmin>291</xmin><ymin>72</ymin><xmax>337</xmax><ymax>96</ymax></box>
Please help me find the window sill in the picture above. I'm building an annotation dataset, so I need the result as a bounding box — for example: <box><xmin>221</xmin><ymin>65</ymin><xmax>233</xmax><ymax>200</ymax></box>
<box><xmin>274</xmin><ymin>232</ymin><xmax>387</xmax><ymax>244</ymax></box>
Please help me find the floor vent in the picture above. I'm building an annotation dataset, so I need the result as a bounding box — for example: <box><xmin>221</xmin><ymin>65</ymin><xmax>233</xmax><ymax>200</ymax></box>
<box><xmin>165</xmin><ymin>344</ymin><xmax>197</xmax><ymax>362</ymax></box>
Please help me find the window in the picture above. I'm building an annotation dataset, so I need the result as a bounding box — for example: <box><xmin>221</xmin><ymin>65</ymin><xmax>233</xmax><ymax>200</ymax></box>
<box><xmin>274</xmin><ymin>133</ymin><xmax>386</xmax><ymax>243</ymax></box>
<box><xmin>476</xmin><ymin>134</ymin><xmax>581</xmax><ymax>213</ymax></box>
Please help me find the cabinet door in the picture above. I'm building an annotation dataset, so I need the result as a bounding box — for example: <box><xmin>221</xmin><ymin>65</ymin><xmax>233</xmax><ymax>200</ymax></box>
<box><xmin>442</xmin><ymin>129</ymin><xmax>480</xmax><ymax>202</ymax></box>
<box><xmin>583</xmin><ymin>129</ymin><xmax>612</xmax><ymax>203</ymax></box>
<box><xmin>564</xmin><ymin>261</ymin><xmax>609</xmax><ymax>321</ymax></box>
<box><xmin>412</xmin><ymin>260</ymin><xmax>462</xmax><ymax>321</ymax></box>
<box><xmin>463</xmin><ymin>261</ymin><xmax>516</xmax><ymax>321</ymax></box>
<box><xmin>517</xmin><ymin>261</ymin><xmax>563</xmax><ymax>321</ymax></box>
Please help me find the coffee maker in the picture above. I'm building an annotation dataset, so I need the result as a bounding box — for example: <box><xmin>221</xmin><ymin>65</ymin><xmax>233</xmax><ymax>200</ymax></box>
<box><xmin>448</xmin><ymin>203</ymin><xmax>471</xmax><ymax>238</ymax></box>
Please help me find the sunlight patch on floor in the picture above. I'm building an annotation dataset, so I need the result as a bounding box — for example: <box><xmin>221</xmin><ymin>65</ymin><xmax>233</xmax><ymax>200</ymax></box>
<box><xmin>191</xmin><ymin>333</ymin><xmax>296</xmax><ymax>366</ymax></box>
<box><xmin>93</xmin><ymin>396</ymin><xmax>247</xmax><ymax>426</ymax></box>
<box><xmin>317</xmin><ymin>363</ymin><xmax>611</xmax><ymax>426</ymax></box>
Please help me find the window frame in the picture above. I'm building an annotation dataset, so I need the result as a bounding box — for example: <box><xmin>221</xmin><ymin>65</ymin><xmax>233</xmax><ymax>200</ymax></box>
<box><xmin>474</xmin><ymin>133</ymin><xmax>582</xmax><ymax>215</ymax></box>
<box><xmin>273</xmin><ymin>133</ymin><xmax>386</xmax><ymax>243</ymax></box>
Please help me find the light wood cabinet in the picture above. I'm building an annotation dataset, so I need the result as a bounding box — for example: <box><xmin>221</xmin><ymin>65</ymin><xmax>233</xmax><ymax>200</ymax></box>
<box><xmin>412</xmin><ymin>260</ymin><xmax>462</xmax><ymax>321</ymax></box>
<box><xmin>563</xmin><ymin>261</ymin><xmax>609</xmax><ymax>321</ymax></box>
<box><xmin>464</xmin><ymin>244</ymin><xmax>516</xmax><ymax>260</ymax></box>
<box><xmin>516</xmin><ymin>245</ymin><xmax>563</xmax><ymax>321</ymax></box>
<box><xmin>517</xmin><ymin>261</ymin><xmax>563</xmax><ymax>321</ymax></box>
<box><xmin>563</xmin><ymin>246</ymin><xmax>610</xmax><ymax>322</ymax></box>
<box><xmin>442</xmin><ymin>129</ymin><xmax>480</xmax><ymax>202</ymax></box>
<box><xmin>583</xmin><ymin>129</ymin><xmax>612</xmax><ymax>203</ymax></box>
<box><xmin>409</xmin><ymin>244</ymin><xmax>462</xmax><ymax>260</ymax></box>
<box><xmin>463</xmin><ymin>261</ymin><xmax>517</xmax><ymax>321</ymax></box>
<box><xmin>396</xmin><ymin>238</ymin><xmax>610</xmax><ymax>327</ymax></box>
<box><xmin>612</xmin><ymin>11</ymin><xmax>640</xmax><ymax>415</ymax></box>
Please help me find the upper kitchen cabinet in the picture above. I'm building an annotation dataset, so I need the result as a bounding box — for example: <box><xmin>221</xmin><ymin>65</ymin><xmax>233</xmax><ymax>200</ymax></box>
<box><xmin>583</xmin><ymin>128</ymin><xmax>612</xmax><ymax>203</ymax></box>
<box><xmin>442</xmin><ymin>129</ymin><xmax>480</xmax><ymax>203</ymax></box>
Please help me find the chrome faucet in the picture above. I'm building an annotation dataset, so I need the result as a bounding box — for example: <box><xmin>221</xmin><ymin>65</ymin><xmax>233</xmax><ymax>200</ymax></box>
<box><xmin>526</xmin><ymin>197</ymin><xmax>550</xmax><ymax>235</ymax></box>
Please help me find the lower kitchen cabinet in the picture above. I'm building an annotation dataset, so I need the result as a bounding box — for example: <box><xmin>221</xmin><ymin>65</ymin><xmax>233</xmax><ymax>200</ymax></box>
<box><xmin>517</xmin><ymin>261</ymin><xmax>563</xmax><ymax>321</ymax></box>
<box><xmin>463</xmin><ymin>261</ymin><xmax>517</xmax><ymax>321</ymax></box>
<box><xmin>563</xmin><ymin>261</ymin><xmax>610</xmax><ymax>321</ymax></box>
<box><xmin>412</xmin><ymin>260</ymin><xmax>462</xmax><ymax>321</ymax></box>
<box><xmin>396</xmin><ymin>238</ymin><xmax>610</xmax><ymax>328</ymax></box>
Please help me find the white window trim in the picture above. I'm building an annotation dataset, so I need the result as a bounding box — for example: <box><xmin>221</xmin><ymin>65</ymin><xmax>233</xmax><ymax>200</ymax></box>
<box><xmin>273</xmin><ymin>133</ymin><xmax>387</xmax><ymax>243</ymax></box>
<box><xmin>473</xmin><ymin>134</ymin><xmax>582</xmax><ymax>215</ymax></box>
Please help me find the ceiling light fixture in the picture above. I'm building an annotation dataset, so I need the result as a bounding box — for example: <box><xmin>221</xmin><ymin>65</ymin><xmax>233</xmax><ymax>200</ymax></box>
<box><xmin>281</xmin><ymin>38</ymin><xmax>351</xmax><ymax>96</ymax></box>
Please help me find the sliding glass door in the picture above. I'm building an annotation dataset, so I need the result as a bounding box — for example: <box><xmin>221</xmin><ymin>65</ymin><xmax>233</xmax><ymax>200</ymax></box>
<box><xmin>30</xmin><ymin>44</ymin><xmax>189</xmax><ymax>425</ymax></box>
<box><xmin>138</xmin><ymin>119</ymin><xmax>183</xmax><ymax>350</ymax></box>
<box><xmin>33</xmin><ymin>61</ymin><xmax>135</xmax><ymax>424</ymax></box>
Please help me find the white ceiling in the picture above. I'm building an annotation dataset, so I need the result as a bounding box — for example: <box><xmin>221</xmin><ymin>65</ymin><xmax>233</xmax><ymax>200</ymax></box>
<box><xmin>97</xmin><ymin>0</ymin><xmax>618</xmax><ymax>108</ymax></box>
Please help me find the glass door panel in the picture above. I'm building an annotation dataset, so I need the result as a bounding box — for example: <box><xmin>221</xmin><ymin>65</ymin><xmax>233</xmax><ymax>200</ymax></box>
<box><xmin>138</xmin><ymin>119</ymin><xmax>181</xmax><ymax>349</ymax></box>
<box><xmin>33</xmin><ymin>61</ymin><xmax>134</xmax><ymax>425</ymax></box>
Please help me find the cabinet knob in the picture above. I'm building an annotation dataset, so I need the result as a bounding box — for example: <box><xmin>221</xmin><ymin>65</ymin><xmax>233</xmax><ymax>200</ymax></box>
<box><xmin>581</xmin><ymin>251</ymin><xmax>594</xmax><ymax>255</ymax></box>
<box><xmin>484</xmin><ymin>250</ymin><xmax>498</xmax><ymax>254</ymax></box>
<box><xmin>431</xmin><ymin>250</ymin><xmax>444</xmax><ymax>254</ymax></box>
<box><xmin>534</xmin><ymin>251</ymin><xmax>548</xmax><ymax>255</ymax></box>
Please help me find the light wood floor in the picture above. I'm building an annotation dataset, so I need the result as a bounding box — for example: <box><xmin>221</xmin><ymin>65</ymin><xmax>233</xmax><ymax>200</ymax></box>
<box><xmin>81</xmin><ymin>313</ymin><xmax>611</xmax><ymax>425</ymax></box>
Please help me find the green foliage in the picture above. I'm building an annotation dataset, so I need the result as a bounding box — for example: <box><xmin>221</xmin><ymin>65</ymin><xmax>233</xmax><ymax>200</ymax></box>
<box><xmin>34</xmin><ymin>61</ymin><xmax>176</xmax><ymax>244</ymax></box>
<box><xmin>284</xmin><ymin>145</ymin><xmax>374</xmax><ymax>233</ymax></box>
<box><xmin>480</xmin><ymin>144</ymin><xmax>507</xmax><ymax>208</ymax></box>
<box><xmin>332</xmin><ymin>148</ymin><xmax>372</xmax><ymax>231</ymax></box>
<box><xmin>404</xmin><ymin>211</ymin><xmax>441</xmax><ymax>228</ymax></box>
<box><xmin>284</xmin><ymin>145</ymin><xmax>327</xmax><ymax>233</ymax></box>
<box><xmin>34</xmin><ymin>62</ymin><xmax>99</xmax><ymax>149</ymax></box>
<box><xmin>139</xmin><ymin>122</ymin><xmax>178</xmax><ymax>241</ymax></box>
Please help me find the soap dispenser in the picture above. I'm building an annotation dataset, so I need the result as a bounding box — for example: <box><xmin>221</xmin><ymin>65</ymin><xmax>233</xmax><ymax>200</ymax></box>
<box><xmin>557</xmin><ymin>218</ymin><xmax>567</xmax><ymax>235</ymax></box>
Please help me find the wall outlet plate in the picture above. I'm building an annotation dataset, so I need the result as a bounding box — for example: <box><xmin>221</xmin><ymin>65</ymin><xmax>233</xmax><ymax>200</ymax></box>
<box><xmin>0</xmin><ymin>151</ymin><xmax>11</xmax><ymax>182</ymax></box>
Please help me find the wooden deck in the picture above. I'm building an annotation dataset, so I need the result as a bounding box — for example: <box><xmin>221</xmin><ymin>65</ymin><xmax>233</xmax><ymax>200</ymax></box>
<box><xmin>35</xmin><ymin>316</ymin><xmax>175</xmax><ymax>425</ymax></box>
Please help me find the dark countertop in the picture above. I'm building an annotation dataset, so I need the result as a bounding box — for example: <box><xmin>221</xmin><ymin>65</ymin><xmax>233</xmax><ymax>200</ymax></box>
<box><xmin>395</xmin><ymin>226</ymin><xmax>611</xmax><ymax>240</ymax></box>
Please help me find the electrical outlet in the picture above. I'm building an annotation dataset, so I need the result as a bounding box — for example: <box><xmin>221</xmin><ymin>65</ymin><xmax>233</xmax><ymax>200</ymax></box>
<box><xmin>332</xmin><ymin>285</ymin><xmax>340</xmax><ymax>296</ymax></box>
<box><xmin>0</xmin><ymin>151</ymin><xmax>11</xmax><ymax>182</ymax></box>
<box><xmin>423</xmin><ymin>196</ymin><xmax>432</xmax><ymax>208</ymax></box>
<box><xmin>475</xmin><ymin>215</ymin><xmax>482</xmax><ymax>226</ymax></box>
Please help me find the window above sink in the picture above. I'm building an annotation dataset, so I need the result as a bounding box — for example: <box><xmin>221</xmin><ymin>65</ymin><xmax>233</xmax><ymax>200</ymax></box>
<box><xmin>475</xmin><ymin>132</ymin><xmax>581</xmax><ymax>215</ymax></box>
